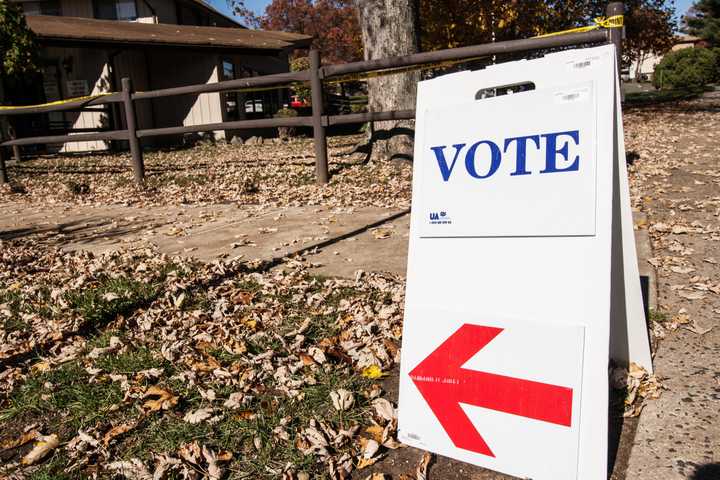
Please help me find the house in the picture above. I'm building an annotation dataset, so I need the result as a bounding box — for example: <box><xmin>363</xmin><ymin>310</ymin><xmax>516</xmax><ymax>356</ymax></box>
<box><xmin>627</xmin><ymin>35</ymin><xmax>705</xmax><ymax>82</ymax></box>
<box><xmin>7</xmin><ymin>0</ymin><xmax>311</xmax><ymax>152</ymax></box>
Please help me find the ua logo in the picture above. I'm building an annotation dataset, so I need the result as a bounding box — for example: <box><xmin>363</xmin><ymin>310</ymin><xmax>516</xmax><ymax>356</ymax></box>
<box><xmin>430</xmin><ymin>212</ymin><xmax>440</xmax><ymax>221</ymax></box>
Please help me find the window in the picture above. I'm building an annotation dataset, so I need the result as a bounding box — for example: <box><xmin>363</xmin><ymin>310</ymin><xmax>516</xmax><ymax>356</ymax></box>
<box><xmin>22</xmin><ymin>0</ymin><xmax>61</xmax><ymax>16</ymax></box>
<box><xmin>93</xmin><ymin>0</ymin><xmax>137</xmax><ymax>20</ymax></box>
<box><xmin>222</xmin><ymin>60</ymin><xmax>239</xmax><ymax>120</ymax></box>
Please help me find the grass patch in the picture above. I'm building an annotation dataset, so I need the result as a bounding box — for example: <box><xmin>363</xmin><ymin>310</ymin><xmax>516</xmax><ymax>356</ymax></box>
<box><xmin>26</xmin><ymin>451</ymin><xmax>74</xmax><ymax>480</ymax></box>
<box><xmin>649</xmin><ymin>309</ymin><xmax>669</xmax><ymax>323</ymax></box>
<box><xmin>116</xmin><ymin>369</ymin><xmax>373</xmax><ymax>479</ymax></box>
<box><xmin>65</xmin><ymin>275</ymin><xmax>159</xmax><ymax>327</ymax></box>
<box><xmin>95</xmin><ymin>346</ymin><xmax>170</xmax><ymax>376</ymax></box>
<box><xmin>0</xmin><ymin>289</ymin><xmax>26</xmax><ymax>333</ymax></box>
<box><xmin>0</xmin><ymin>362</ymin><xmax>122</xmax><ymax>431</ymax></box>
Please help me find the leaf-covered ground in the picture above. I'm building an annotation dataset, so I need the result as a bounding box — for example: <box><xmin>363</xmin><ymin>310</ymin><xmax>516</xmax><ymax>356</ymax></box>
<box><xmin>0</xmin><ymin>135</ymin><xmax>412</xmax><ymax>210</ymax></box>
<box><xmin>0</xmin><ymin>241</ymin><xmax>406</xmax><ymax>479</ymax></box>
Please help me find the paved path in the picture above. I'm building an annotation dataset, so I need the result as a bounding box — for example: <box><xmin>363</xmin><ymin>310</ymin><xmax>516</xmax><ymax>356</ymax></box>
<box><xmin>1</xmin><ymin>201</ymin><xmax>408</xmax><ymax>272</ymax></box>
<box><xmin>625</xmin><ymin>100</ymin><xmax>720</xmax><ymax>480</ymax></box>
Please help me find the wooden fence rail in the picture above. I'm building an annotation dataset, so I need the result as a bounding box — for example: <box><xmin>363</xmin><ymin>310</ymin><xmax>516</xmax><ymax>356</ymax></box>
<box><xmin>0</xmin><ymin>1</ymin><xmax>623</xmax><ymax>185</ymax></box>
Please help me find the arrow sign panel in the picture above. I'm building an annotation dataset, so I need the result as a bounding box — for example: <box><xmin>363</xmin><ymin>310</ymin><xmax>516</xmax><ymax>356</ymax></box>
<box><xmin>410</xmin><ymin>324</ymin><xmax>574</xmax><ymax>457</ymax></box>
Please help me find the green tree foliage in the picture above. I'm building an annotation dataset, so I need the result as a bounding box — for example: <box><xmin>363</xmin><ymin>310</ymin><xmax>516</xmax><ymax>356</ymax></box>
<box><xmin>0</xmin><ymin>0</ymin><xmax>37</xmax><ymax>77</ymax></box>
<box><xmin>652</xmin><ymin>47</ymin><xmax>719</xmax><ymax>89</ymax></box>
<box><xmin>684</xmin><ymin>0</ymin><xmax>720</xmax><ymax>45</ymax></box>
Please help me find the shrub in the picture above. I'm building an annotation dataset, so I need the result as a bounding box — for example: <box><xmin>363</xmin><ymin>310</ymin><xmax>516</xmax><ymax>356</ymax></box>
<box><xmin>653</xmin><ymin>47</ymin><xmax>719</xmax><ymax>90</ymax></box>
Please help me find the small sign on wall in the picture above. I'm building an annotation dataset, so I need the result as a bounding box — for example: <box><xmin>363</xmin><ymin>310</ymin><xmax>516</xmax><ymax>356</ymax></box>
<box><xmin>66</xmin><ymin>80</ymin><xmax>89</xmax><ymax>97</ymax></box>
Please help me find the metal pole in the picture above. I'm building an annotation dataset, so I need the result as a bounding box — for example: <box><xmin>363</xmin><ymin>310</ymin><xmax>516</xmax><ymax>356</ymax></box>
<box><xmin>121</xmin><ymin>77</ymin><xmax>144</xmax><ymax>185</ymax></box>
<box><xmin>607</xmin><ymin>2</ymin><xmax>624</xmax><ymax>94</ymax></box>
<box><xmin>309</xmin><ymin>49</ymin><xmax>329</xmax><ymax>184</ymax></box>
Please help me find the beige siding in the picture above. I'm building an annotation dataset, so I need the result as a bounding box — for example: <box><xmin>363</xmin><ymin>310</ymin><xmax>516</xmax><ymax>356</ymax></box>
<box><xmin>59</xmin><ymin>0</ymin><xmax>94</xmax><ymax>18</ymax></box>
<box><xmin>43</xmin><ymin>46</ymin><xmax>112</xmax><ymax>152</ymax></box>
<box><xmin>146</xmin><ymin>51</ymin><xmax>224</xmax><ymax>144</ymax></box>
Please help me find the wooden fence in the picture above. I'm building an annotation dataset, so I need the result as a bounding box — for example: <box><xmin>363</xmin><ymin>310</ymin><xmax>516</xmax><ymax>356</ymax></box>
<box><xmin>0</xmin><ymin>2</ymin><xmax>624</xmax><ymax>185</ymax></box>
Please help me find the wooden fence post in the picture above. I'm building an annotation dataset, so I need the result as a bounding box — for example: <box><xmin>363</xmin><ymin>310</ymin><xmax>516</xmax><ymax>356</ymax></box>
<box><xmin>7</xmin><ymin>124</ymin><xmax>21</xmax><ymax>163</ymax></box>
<box><xmin>0</xmin><ymin>143</ymin><xmax>7</xmax><ymax>184</ymax></box>
<box><xmin>607</xmin><ymin>2</ymin><xmax>624</xmax><ymax>96</ymax></box>
<box><xmin>309</xmin><ymin>49</ymin><xmax>329</xmax><ymax>184</ymax></box>
<box><xmin>121</xmin><ymin>77</ymin><xmax>145</xmax><ymax>185</ymax></box>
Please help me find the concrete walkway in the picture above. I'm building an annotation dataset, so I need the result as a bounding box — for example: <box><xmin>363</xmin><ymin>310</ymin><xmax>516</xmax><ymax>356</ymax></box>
<box><xmin>1</xmin><ymin>201</ymin><xmax>409</xmax><ymax>272</ymax></box>
<box><xmin>624</xmin><ymin>104</ymin><xmax>720</xmax><ymax>480</ymax></box>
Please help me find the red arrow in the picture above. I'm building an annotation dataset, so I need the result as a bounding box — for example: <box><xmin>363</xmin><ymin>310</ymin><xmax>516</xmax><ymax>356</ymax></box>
<box><xmin>409</xmin><ymin>324</ymin><xmax>573</xmax><ymax>457</ymax></box>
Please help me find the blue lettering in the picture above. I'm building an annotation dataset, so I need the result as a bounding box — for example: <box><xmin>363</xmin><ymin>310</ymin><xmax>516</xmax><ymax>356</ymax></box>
<box><xmin>504</xmin><ymin>135</ymin><xmax>540</xmax><ymax>176</ymax></box>
<box><xmin>430</xmin><ymin>144</ymin><xmax>466</xmax><ymax>182</ymax></box>
<box><xmin>540</xmin><ymin>130</ymin><xmax>580</xmax><ymax>174</ymax></box>
<box><xmin>465</xmin><ymin>140</ymin><xmax>501</xmax><ymax>179</ymax></box>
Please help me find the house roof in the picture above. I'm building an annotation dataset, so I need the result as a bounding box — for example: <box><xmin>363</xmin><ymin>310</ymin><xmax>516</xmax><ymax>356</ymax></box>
<box><xmin>25</xmin><ymin>15</ymin><xmax>311</xmax><ymax>51</ymax></box>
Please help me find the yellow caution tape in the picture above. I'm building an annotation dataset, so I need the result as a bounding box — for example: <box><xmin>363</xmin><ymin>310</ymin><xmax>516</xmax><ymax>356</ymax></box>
<box><xmin>0</xmin><ymin>92</ymin><xmax>114</xmax><ymax>111</ymax></box>
<box><xmin>534</xmin><ymin>15</ymin><xmax>623</xmax><ymax>39</ymax></box>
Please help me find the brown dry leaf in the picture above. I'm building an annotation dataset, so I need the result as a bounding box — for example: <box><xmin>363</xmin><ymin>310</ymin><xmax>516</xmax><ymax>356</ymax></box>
<box><xmin>103</xmin><ymin>421</ymin><xmax>137</xmax><ymax>447</ymax></box>
<box><xmin>1</xmin><ymin>429</ymin><xmax>39</xmax><ymax>451</ymax></box>
<box><xmin>234</xmin><ymin>410</ymin><xmax>256</xmax><ymax>420</ymax></box>
<box><xmin>30</xmin><ymin>361</ymin><xmax>52</xmax><ymax>374</ymax></box>
<box><xmin>231</xmin><ymin>291</ymin><xmax>255</xmax><ymax>305</ymax></box>
<box><xmin>364</xmin><ymin>425</ymin><xmax>385</xmax><ymax>443</ymax></box>
<box><xmin>21</xmin><ymin>434</ymin><xmax>59</xmax><ymax>465</ymax></box>
<box><xmin>142</xmin><ymin>386</ymin><xmax>178</xmax><ymax>412</ymax></box>
<box><xmin>299</xmin><ymin>353</ymin><xmax>316</xmax><ymax>366</ymax></box>
<box><xmin>416</xmin><ymin>451</ymin><xmax>432</xmax><ymax>480</ymax></box>
<box><xmin>178</xmin><ymin>441</ymin><xmax>202</xmax><ymax>464</ymax></box>
<box><xmin>371</xmin><ymin>228</ymin><xmax>392</xmax><ymax>239</ymax></box>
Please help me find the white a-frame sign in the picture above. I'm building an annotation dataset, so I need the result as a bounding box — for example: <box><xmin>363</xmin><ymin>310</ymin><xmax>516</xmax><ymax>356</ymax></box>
<box><xmin>397</xmin><ymin>44</ymin><xmax>652</xmax><ymax>480</ymax></box>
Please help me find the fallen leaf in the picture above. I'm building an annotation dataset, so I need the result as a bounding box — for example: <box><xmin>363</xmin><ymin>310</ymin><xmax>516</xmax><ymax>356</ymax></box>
<box><xmin>330</xmin><ymin>389</ymin><xmax>354</xmax><ymax>411</ymax></box>
<box><xmin>183</xmin><ymin>408</ymin><xmax>214</xmax><ymax>424</ymax></box>
<box><xmin>1</xmin><ymin>429</ymin><xmax>39</xmax><ymax>451</ymax></box>
<box><xmin>142</xmin><ymin>386</ymin><xmax>178</xmax><ymax>412</ymax></box>
<box><xmin>416</xmin><ymin>451</ymin><xmax>432</xmax><ymax>480</ymax></box>
<box><xmin>202</xmin><ymin>445</ymin><xmax>224</xmax><ymax>480</ymax></box>
<box><xmin>107</xmin><ymin>458</ymin><xmax>152</xmax><ymax>480</ymax></box>
<box><xmin>361</xmin><ymin>365</ymin><xmax>387</xmax><ymax>379</ymax></box>
<box><xmin>22</xmin><ymin>434</ymin><xmax>59</xmax><ymax>465</ymax></box>
<box><xmin>103</xmin><ymin>421</ymin><xmax>137</xmax><ymax>446</ymax></box>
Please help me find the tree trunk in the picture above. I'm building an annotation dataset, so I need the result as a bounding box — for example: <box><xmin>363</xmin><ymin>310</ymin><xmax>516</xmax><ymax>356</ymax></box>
<box><xmin>356</xmin><ymin>0</ymin><xmax>419</xmax><ymax>162</ymax></box>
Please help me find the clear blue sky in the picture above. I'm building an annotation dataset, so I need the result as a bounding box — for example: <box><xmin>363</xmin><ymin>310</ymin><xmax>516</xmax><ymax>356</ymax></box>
<box><xmin>209</xmin><ymin>0</ymin><xmax>270</xmax><ymax>18</ymax></box>
<box><xmin>210</xmin><ymin>0</ymin><xmax>695</xmax><ymax>26</ymax></box>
